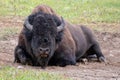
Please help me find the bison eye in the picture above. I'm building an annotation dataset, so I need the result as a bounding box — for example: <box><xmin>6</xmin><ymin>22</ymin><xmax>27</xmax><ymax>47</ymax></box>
<box><xmin>43</xmin><ymin>38</ymin><xmax>49</xmax><ymax>43</ymax></box>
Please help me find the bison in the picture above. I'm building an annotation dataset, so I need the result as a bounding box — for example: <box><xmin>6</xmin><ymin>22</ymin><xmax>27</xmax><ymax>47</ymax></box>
<box><xmin>14</xmin><ymin>5</ymin><xmax>105</xmax><ymax>68</ymax></box>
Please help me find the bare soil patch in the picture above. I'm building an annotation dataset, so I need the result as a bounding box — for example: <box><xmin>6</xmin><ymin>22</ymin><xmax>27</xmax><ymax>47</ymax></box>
<box><xmin>0</xmin><ymin>17</ymin><xmax>120</xmax><ymax>80</ymax></box>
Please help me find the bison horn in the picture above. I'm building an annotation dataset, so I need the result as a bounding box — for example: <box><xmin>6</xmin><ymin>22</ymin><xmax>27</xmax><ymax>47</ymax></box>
<box><xmin>24</xmin><ymin>17</ymin><xmax>33</xmax><ymax>31</ymax></box>
<box><xmin>57</xmin><ymin>17</ymin><xmax>65</xmax><ymax>32</ymax></box>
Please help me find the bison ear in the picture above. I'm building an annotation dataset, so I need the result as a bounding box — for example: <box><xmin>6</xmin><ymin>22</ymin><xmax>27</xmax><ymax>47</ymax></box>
<box><xmin>24</xmin><ymin>14</ymin><xmax>35</xmax><ymax>31</ymax></box>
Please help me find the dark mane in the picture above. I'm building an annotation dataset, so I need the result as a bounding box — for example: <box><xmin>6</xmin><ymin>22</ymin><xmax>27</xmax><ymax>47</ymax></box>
<box><xmin>27</xmin><ymin>11</ymin><xmax>64</xmax><ymax>42</ymax></box>
<box><xmin>28</xmin><ymin>11</ymin><xmax>61</xmax><ymax>28</ymax></box>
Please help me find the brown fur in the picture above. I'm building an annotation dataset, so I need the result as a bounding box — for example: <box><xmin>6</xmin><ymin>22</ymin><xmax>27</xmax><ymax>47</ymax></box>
<box><xmin>14</xmin><ymin>5</ymin><xmax>105</xmax><ymax>67</ymax></box>
<box><xmin>32</xmin><ymin>4</ymin><xmax>58</xmax><ymax>16</ymax></box>
<box><xmin>14</xmin><ymin>5</ymin><xmax>61</xmax><ymax>65</ymax></box>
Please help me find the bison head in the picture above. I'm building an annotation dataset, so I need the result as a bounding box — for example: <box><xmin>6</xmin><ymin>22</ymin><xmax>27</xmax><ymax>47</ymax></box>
<box><xmin>24</xmin><ymin>12</ymin><xmax>65</xmax><ymax>68</ymax></box>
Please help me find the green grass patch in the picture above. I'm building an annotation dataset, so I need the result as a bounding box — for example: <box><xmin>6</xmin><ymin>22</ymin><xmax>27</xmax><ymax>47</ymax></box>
<box><xmin>0</xmin><ymin>0</ymin><xmax>120</xmax><ymax>23</ymax></box>
<box><xmin>0</xmin><ymin>66</ymin><xmax>71</xmax><ymax>80</ymax></box>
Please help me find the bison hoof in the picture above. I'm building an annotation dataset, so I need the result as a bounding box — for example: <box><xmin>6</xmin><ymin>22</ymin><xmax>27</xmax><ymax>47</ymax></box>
<box><xmin>98</xmin><ymin>56</ymin><xmax>106</xmax><ymax>62</ymax></box>
<box><xmin>20</xmin><ymin>58</ymin><xmax>33</xmax><ymax>65</ymax></box>
<box><xmin>81</xmin><ymin>58</ymin><xmax>88</xmax><ymax>64</ymax></box>
<box><xmin>20</xmin><ymin>57</ymin><xmax>27</xmax><ymax>65</ymax></box>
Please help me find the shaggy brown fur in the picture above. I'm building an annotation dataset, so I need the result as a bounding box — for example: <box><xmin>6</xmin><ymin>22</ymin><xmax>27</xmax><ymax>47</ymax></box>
<box><xmin>32</xmin><ymin>5</ymin><xmax>57</xmax><ymax>15</ymax></box>
<box><xmin>14</xmin><ymin>5</ymin><xmax>105</xmax><ymax>68</ymax></box>
<box><xmin>14</xmin><ymin>5</ymin><xmax>61</xmax><ymax>66</ymax></box>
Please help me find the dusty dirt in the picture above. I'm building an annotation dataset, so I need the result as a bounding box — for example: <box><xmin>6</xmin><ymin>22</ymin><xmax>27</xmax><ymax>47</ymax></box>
<box><xmin>0</xmin><ymin>17</ymin><xmax>120</xmax><ymax>80</ymax></box>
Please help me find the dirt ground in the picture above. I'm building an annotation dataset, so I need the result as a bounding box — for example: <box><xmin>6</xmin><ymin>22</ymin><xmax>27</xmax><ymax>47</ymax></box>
<box><xmin>0</xmin><ymin>16</ymin><xmax>120</xmax><ymax>80</ymax></box>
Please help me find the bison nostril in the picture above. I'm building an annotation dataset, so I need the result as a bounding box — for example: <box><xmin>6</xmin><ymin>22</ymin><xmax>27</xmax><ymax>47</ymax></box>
<box><xmin>39</xmin><ymin>48</ymin><xmax>50</xmax><ymax>53</ymax></box>
<box><xmin>39</xmin><ymin>48</ymin><xmax>43</xmax><ymax>52</ymax></box>
<box><xmin>45</xmin><ymin>48</ymin><xmax>50</xmax><ymax>52</ymax></box>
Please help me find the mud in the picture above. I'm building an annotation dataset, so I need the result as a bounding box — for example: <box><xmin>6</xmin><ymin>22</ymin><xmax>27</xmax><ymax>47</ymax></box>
<box><xmin>0</xmin><ymin>17</ymin><xmax>120</xmax><ymax>80</ymax></box>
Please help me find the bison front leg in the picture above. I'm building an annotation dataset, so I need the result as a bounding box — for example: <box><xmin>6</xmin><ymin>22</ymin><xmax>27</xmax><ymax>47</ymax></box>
<box><xmin>53</xmin><ymin>51</ymin><xmax>76</xmax><ymax>67</ymax></box>
<box><xmin>91</xmin><ymin>43</ymin><xmax>106</xmax><ymax>62</ymax></box>
<box><xmin>14</xmin><ymin>46</ymin><xmax>33</xmax><ymax>65</ymax></box>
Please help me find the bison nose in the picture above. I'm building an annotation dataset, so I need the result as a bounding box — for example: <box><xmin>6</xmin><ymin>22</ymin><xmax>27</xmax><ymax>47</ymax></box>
<box><xmin>39</xmin><ymin>48</ymin><xmax>50</xmax><ymax>58</ymax></box>
<box><xmin>39</xmin><ymin>47</ymin><xmax>50</xmax><ymax>53</ymax></box>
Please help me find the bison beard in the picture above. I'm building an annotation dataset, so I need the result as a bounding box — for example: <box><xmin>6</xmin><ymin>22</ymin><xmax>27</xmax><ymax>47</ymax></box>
<box><xmin>14</xmin><ymin>5</ymin><xmax>105</xmax><ymax>68</ymax></box>
<box><xmin>37</xmin><ymin>57</ymin><xmax>49</xmax><ymax>68</ymax></box>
